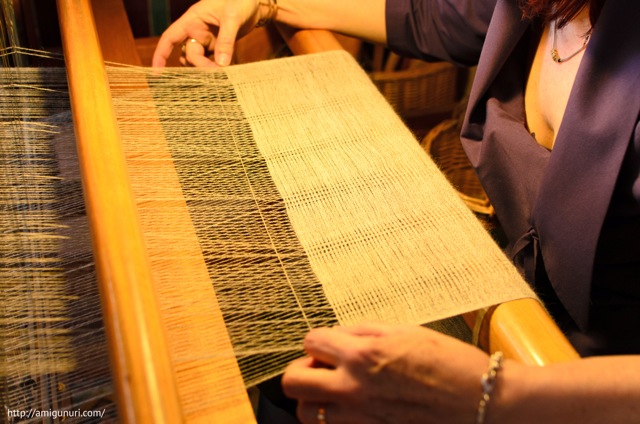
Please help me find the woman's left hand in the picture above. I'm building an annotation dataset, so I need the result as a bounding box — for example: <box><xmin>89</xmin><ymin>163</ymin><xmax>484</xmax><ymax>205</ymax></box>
<box><xmin>282</xmin><ymin>323</ymin><xmax>492</xmax><ymax>424</ymax></box>
<box><xmin>152</xmin><ymin>0</ymin><xmax>261</xmax><ymax>68</ymax></box>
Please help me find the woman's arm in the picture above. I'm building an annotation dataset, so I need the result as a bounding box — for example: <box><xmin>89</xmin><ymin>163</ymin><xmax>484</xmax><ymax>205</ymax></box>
<box><xmin>276</xmin><ymin>0</ymin><xmax>386</xmax><ymax>43</ymax></box>
<box><xmin>498</xmin><ymin>355</ymin><xmax>640</xmax><ymax>423</ymax></box>
<box><xmin>281</xmin><ymin>323</ymin><xmax>640</xmax><ymax>424</ymax></box>
<box><xmin>151</xmin><ymin>0</ymin><xmax>386</xmax><ymax>68</ymax></box>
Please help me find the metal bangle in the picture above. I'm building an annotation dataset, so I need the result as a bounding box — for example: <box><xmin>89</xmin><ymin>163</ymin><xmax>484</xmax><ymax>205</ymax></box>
<box><xmin>476</xmin><ymin>351</ymin><xmax>504</xmax><ymax>424</ymax></box>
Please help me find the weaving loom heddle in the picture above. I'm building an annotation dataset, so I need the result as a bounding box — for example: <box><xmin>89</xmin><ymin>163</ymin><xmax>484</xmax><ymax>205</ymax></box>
<box><xmin>1</xmin><ymin>1</ymin><xmax>580</xmax><ymax>423</ymax></box>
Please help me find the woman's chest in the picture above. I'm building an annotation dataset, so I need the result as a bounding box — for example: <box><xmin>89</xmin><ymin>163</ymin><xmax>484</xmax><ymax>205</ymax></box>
<box><xmin>524</xmin><ymin>20</ymin><xmax>590</xmax><ymax>150</ymax></box>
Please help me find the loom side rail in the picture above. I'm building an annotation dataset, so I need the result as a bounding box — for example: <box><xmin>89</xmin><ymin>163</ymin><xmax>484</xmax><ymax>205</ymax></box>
<box><xmin>276</xmin><ymin>25</ymin><xmax>348</xmax><ymax>56</ymax></box>
<box><xmin>56</xmin><ymin>0</ymin><xmax>182</xmax><ymax>422</ymax></box>
<box><xmin>488</xmin><ymin>298</ymin><xmax>580</xmax><ymax>364</ymax></box>
<box><xmin>467</xmin><ymin>298</ymin><xmax>580</xmax><ymax>365</ymax></box>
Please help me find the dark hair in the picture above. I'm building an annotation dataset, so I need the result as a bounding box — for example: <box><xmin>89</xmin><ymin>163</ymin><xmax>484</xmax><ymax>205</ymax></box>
<box><xmin>520</xmin><ymin>0</ymin><xmax>605</xmax><ymax>28</ymax></box>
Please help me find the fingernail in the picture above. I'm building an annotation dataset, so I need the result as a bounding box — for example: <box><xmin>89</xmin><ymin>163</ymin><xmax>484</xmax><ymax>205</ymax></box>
<box><xmin>217</xmin><ymin>53</ymin><xmax>230</xmax><ymax>66</ymax></box>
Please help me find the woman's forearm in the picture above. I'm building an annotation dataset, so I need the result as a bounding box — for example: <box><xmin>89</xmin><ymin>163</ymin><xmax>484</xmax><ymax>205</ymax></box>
<box><xmin>496</xmin><ymin>356</ymin><xmax>640</xmax><ymax>424</ymax></box>
<box><xmin>275</xmin><ymin>0</ymin><xmax>387</xmax><ymax>45</ymax></box>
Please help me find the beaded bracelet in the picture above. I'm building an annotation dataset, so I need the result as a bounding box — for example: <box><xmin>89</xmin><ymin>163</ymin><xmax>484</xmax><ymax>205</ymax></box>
<box><xmin>255</xmin><ymin>0</ymin><xmax>278</xmax><ymax>27</ymax></box>
<box><xmin>476</xmin><ymin>351</ymin><xmax>504</xmax><ymax>424</ymax></box>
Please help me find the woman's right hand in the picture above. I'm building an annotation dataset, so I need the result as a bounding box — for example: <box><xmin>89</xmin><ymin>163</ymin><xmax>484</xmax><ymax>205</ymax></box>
<box><xmin>152</xmin><ymin>0</ymin><xmax>262</xmax><ymax>68</ymax></box>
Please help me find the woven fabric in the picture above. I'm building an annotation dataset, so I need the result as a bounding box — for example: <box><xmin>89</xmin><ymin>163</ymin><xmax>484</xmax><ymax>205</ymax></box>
<box><xmin>227</xmin><ymin>51</ymin><xmax>535</xmax><ymax>325</ymax></box>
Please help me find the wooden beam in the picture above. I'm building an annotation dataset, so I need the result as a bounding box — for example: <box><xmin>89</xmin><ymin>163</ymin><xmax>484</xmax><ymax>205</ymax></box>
<box><xmin>56</xmin><ymin>0</ymin><xmax>182</xmax><ymax>422</ymax></box>
<box><xmin>488</xmin><ymin>298</ymin><xmax>580</xmax><ymax>364</ymax></box>
<box><xmin>276</xmin><ymin>25</ymin><xmax>346</xmax><ymax>56</ymax></box>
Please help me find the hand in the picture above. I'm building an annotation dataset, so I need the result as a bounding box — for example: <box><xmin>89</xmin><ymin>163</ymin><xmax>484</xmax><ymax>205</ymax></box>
<box><xmin>282</xmin><ymin>323</ymin><xmax>491</xmax><ymax>424</ymax></box>
<box><xmin>152</xmin><ymin>0</ymin><xmax>261</xmax><ymax>68</ymax></box>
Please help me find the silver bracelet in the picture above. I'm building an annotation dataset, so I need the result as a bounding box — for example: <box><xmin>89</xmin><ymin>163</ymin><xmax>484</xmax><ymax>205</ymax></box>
<box><xmin>476</xmin><ymin>351</ymin><xmax>504</xmax><ymax>424</ymax></box>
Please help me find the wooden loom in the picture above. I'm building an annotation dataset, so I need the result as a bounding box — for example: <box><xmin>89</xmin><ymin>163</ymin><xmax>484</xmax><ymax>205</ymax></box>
<box><xmin>8</xmin><ymin>0</ymin><xmax>579</xmax><ymax>422</ymax></box>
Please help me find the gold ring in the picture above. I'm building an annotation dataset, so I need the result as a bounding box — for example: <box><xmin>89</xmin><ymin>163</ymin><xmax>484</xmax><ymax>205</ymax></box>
<box><xmin>317</xmin><ymin>406</ymin><xmax>326</xmax><ymax>424</ymax></box>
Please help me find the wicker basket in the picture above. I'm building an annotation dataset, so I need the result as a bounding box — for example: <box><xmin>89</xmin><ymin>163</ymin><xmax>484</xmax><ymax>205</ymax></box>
<box><xmin>369</xmin><ymin>61</ymin><xmax>460</xmax><ymax>118</ymax></box>
<box><xmin>421</xmin><ymin>117</ymin><xmax>494</xmax><ymax>217</ymax></box>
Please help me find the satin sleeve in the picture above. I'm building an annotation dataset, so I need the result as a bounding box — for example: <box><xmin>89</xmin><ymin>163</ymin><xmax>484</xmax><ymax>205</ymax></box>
<box><xmin>385</xmin><ymin>0</ymin><xmax>498</xmax><ymax>66</ymax></box>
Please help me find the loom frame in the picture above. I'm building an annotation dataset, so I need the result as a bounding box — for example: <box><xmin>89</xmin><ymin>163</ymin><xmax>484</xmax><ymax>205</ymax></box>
<box><xmin>54</xmin><ymin>0</ymin><xmax>579</xmax><ymax>422</ymax></box>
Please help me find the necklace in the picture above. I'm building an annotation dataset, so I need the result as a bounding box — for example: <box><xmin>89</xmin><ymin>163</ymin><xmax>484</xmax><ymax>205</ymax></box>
<box><xmin>550</xmin><ymin>20</ymin><xmax>592</xmax><ymax>63</ymax></box>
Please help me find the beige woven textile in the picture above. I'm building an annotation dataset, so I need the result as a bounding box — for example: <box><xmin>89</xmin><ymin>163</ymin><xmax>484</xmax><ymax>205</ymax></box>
<box><xmin>227</xmin><ymin>51</ymin><xmax>535</xmax><ymax>324</ymax></box>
